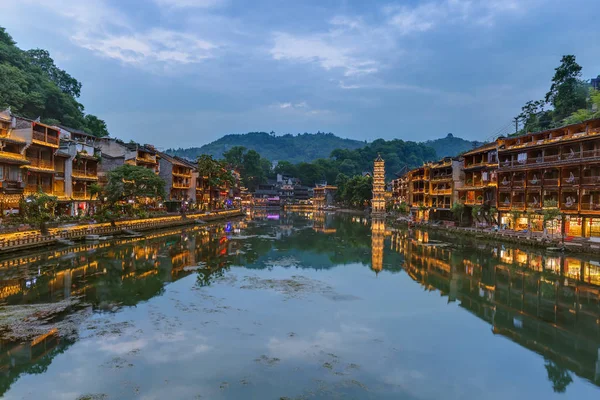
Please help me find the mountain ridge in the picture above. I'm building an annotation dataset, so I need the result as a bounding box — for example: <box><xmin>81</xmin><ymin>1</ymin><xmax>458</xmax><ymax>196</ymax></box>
<box><xmin>167</xmin><ymin>131</ymin><xmax>484</xmax><ymax>163</ymax></box>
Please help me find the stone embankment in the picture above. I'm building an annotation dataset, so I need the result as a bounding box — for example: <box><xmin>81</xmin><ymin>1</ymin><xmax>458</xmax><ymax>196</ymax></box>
<box><xmin>0</xmin><ymin>209</ymin><xmax>244</xmax><ymax>254</ymax></box>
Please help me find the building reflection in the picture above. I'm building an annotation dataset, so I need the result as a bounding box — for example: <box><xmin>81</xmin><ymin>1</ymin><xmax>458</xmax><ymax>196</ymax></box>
<box><xmin>0</xmin><ymin>220</ymin><xmax>245</xmax><ymax>395</ymax></box>
<box><xmin>371</xmin><ymin>218</ymin><xmax>385</xmax><ymax>273</ymax></box>
<box><xmin>391</xmin><ymin>229</ymin><xmax>600</xmax><ymax>390</ymax></box>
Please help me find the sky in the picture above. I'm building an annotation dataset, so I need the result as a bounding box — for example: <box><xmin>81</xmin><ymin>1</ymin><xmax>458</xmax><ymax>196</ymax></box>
<box><xmin>3</xmin><ymin>0</ymin><xmax>600</xmax><ymax>149</ymax></box>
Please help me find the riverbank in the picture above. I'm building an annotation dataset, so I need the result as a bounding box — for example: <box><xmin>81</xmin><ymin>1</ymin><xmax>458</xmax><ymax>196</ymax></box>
<box><xmin>0</xmin><ymin>209</ymin><xmax>244</xmax><ymax>254</ymax></box>
<box><xmin>388</xmin><ymin>217</ymin><xmax>600</xmax><ymax>255</ymax></box>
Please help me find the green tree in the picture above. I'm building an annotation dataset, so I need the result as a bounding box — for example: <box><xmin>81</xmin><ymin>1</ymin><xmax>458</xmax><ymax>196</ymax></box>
<box><xmin>20</xmin><ymin>190</ymin><xmax>58</xmax><ymax>234</ymax></box>
<box><xmin>26</xmin><ymin>48</ymin><xmax>82</xmax><ymax>98</ymax></box>
<box><xmin>83</xmin><ymin>114</ymin><xmax>109</xmax><ymax>137</ymax></box>
<box><xmin>242</xmin><ymin>149</ymin><xmax>266</xmax><ymax>191</ymax></box>
<box><xmin>222</xmin><ymin>146</ymin><xmax>246</xmax><ymax>170</ymax></box>
<box><xmin>451</xmin><ymin>202</ymin><xmax>465</xmax><ymax>226</ymax></box>
<box><xmin>563</xmin><ymin>88</ymin><xmax>600</xmax><ymax>124</ymax></box>
<box><xmin>103</xmin><ymin>165</ymin><xmax>165</xmax><ymax>218</ymax></box>
<box><xmin>274</xmin><ymin>160</ymin><xmax>297</xmax><ymax>177</ymax></box>
<box><xmin>545</xmin><ymin>55</ymin><xmax>588</xmax><ymax>122</ymax></box>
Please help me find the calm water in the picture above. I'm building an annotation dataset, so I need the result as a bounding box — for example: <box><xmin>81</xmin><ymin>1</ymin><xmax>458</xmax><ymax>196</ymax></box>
<box><xmin>0</xmin><ymin>212</ymin><xmax>599</xmax><ymax>399</ymax></box>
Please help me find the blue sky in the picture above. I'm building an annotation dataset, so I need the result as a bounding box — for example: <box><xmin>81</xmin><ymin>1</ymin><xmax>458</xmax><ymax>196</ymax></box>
<box><xmin>3</xmin><ymin>0</ymin><xmax>600</xmax><ymax>149</ymax></box>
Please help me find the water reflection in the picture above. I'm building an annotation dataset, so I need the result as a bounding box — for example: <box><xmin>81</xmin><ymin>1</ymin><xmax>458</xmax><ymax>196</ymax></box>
<box><xmin>390</xmin><ymin>227</ymin><xmax>600</xmax><ymax>391</ymax></box>
<box><xmin>0</xmin><ymin>213</ymin><xmax>599</xmax><ymax>397</ymax></box>
<box><xmin>0</xmin><ymin>221</ymin><xmax>246</xmax><ymax>394</ymax></box>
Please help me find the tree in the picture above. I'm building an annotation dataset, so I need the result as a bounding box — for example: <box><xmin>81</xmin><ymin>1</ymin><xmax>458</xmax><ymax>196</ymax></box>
<box><xmin>104</xmin><ymin>165</ymin><xmax>165</xmax><ymax>214</ymax></box>
<box><xmin>517</xmin><ymin>100</ymin><xmax>551</xmax><ymax>133</ymax></box>
<box><xmin>26</xmin><ymin>49</ymin><xmax>82</xmax><ymax>98</ymax></box>
<box><xmin>242</xmin><ymin>150</ymin><xmax>265</xmax><ymax>191</ymax></box>
<box><xmin>20</xmin><ymin>190</ymin><xmax>58</xmax><ymax>234</ymax></box>
<box><xmin>197</xmin><ymin>155</ymin><xmax>234</xmax><ymax>209</ymax></box>
<box><xmin>84</xmin><ymin>114</ymin><xmax>109</xmax><ymax>137</ymax></box>
<box><xmin>545</xmin><ymin>55</ymin><xmax>588</xmax><ymax>122</ymax></box>
<box><xmin>563</xmin><ymin>88</ymin><xmax>600</xmax><ymax>125</ymax></box>
<box><xmin>451</xmin><ymin>202</ymin><xmax>465</xmax><ymax>226</ymax></box>
<box><xmin>274</xmin><ymin>160</ymin><xmax>297</xmax><ymax>178</ymax></box>
<box><xmin>222</xmin><ymin>146</ymin><xmax>246</xmax><ymax>170</ymax></box>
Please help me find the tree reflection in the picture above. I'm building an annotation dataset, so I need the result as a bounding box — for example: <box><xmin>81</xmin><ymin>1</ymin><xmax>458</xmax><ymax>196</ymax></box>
<box><xmin>545</xmin><ymin>358</ymin><xmax>573</xmax><ymax>393</ymax></box>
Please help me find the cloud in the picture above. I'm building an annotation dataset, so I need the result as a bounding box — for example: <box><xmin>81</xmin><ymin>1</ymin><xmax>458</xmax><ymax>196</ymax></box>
<box><xmin>270</xmin><ymin>101</ymin><xmax>331</xmax><ymax>116</ymax></box>
<box><xmin>74</xmin><ymin>29</ymin><xmax>216</xmax><ymax>66</ymax></box>
<box><xmin>385</xmin><ymin>0</ymin><xmax>530</xmax><ymax>34</ymax></box>
<box><xmin>154</xmin><ymin>0</ymin><xmax>226</xmax><ymax>8</ymax></box>
<box><xmin>15</xmin><ymin>0</ymin><xmax>218</xmax><ymax>68</ymax></box>
<box><xmin>271</xmin><ymin>32</ymin><xmax>379</xmax><ymax>77</ymax></box>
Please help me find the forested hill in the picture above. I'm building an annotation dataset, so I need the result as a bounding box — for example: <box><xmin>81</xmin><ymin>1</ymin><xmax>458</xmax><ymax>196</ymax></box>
<box><xmin>0</xmin><ymin>27</ymin><xmax>108</xmax><ymax>136</ymax></box>
<box><xmin>424</xmin><ymin>133</ymin><xmax>484</xmax><ymax>158</ymax></box>
<box><xmin>167</xmin><ymin>132</ymin><xmax>366</xmax><ymax>163</ymax></box>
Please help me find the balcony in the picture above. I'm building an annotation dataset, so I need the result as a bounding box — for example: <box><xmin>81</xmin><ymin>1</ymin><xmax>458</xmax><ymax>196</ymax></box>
<box><xmin>511</xmin><ymin>202</ymin><xmax>526</xmax><ymax>210</ymax></box>
<box><xmin>498</xmin><ymin>202</ymin><xmax>511</xmax><ymax>210</ymax></box>
<box><xmin>543</xmin><ymin>178</ymin><xmax>559</xmax><ymax>186</ymax></box>
<box><xmin>173</xmin><ymin>171</ymin><xmax>192</xmax><ymax>178</ymax></box>
<box><xmin>136</xmin><ymin>155</ymin><xmax>157</xmax><ymax>164</ymax></box>
<box><xmin>172</xmin><ymin>182</ymin><xmax>190</xmax><ymax>189</ymax></box>
<box><xmin>25</xmin><ymin>184</ymin><xmax>52</xmax><ymax>194</ymax></box>
<box><xmin>465</xmin><ymin>199</ymin><xmax>484</xmax><ymax>205</ymax></box>
<box><xmin>580</xmin><ymin>203</ymin><xmax>600</xmax><ymax>211</ymax></box>
<box><xmin>431</xmin><ymin>189</ymin><xmax>452</xmax><ymax>195</ymax></box>
<box><xmin>561</xmin><ymin>201</ymin><xmax>578</xmax><ymax>211</ymax></box>
<box><xmin>512</xmin><ymin>180</ymin><xmax>525</xmax><ymax>187</ymax></box>
<box><xmin>499</xmin><ymin>148</ymin><xmax>600</xmax><ymax>170</ymax></box>
<box><xmin>0</xmin><ymin>151</ymin><xmax>27</xmax><ymax>164</ymax></box>
<box><xmin>72</xmin><ymin>190</ymin><xmax>89</xmax><ymax>200</ymax></box>
<box><xmin>1</xmin><ymin>181</ymin><xmax>25</xmax><ymax>190</ymax></box>
<box><xmin>582</xmin><ymin>176</ymin><xmax>600</xmax><ymax>185</ymax></box>
<box><xmin>527</xmin><ymin>178</ymin><xmax>541</xmax><ymax>187</ymax></box>
<box><xmin>32</xmin><ymin>130</ymin><xmax>59</xmax><ymax>147</ymax></box>
<box><xmin>27</xmin><ymin>159</ymin><xmax>54</xmax><ymax>170</ymax></box>
<box><xmin>561</xmin><ymin>176</ymin><xmax>579</xmax><ymax>186</ymax></box>
<box><xmin>72</xmin><ymin>169</ymin><xmax>98</xmax><ymax>180</ymax></box>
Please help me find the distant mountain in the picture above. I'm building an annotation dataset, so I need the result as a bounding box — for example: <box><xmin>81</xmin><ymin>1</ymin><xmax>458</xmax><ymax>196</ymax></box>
<box><xmin>424</xmin><ymin>134</ymin><xmax>484</xmax><ymax>158</ymax></box>
<box><xmin>167</xmin><ymin>132</ymin><xmax>366</xmax><ymax>163</ymax></box>
<box><xmin>168</xmin><ymin>131</ymin><xmax>481</xmax><ymax>164</ymax></box>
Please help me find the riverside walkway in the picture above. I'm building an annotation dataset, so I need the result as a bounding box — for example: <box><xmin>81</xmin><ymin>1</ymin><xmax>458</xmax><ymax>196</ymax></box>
<box><xmin>0</xmin><ymin>209</ymin><xmax>244</xmax><ymax>254</ymax></box>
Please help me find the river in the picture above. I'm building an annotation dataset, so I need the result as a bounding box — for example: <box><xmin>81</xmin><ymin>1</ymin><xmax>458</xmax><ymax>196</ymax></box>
<box><xmin>0</xmin><ymin>211</ymin><xmax>599</xmax><ymax>399</ymax></box>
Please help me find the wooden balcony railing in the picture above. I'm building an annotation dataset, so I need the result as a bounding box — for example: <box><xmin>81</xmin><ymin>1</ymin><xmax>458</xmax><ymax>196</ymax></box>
<box><xmin>72</xmin><ymin>191</ymin><xmax>88</xmax><ymax>199</ymax></box>
<box><xmin>25</xmin><ymin>184</ymin><xmax>52</xmax><ymax>194</ymax></box>
<box><xmin>543</xmin><ymin>178</ymin><xmax>559</xmax><ymax>186</ymax></box>
<box><xmin>72</xmin><ymin>169</ymin><xmax>98</xmax><ymax>178</ymax></box>
<box><xmin>1</xmin><ymin>181</ymin><xmax>24</xmax><ymax>190</ymax></box>
<box><xmin>512</xmin><ymin>180</ymin><xmax>525</xmax><ymax>187</ymax></box>
<box><xmin>528</xmin><ymin>179</ymin><xmax>541</xmax><ymax>187</ymax></box>
<box><xmin>581</xmin><ymin>176</ymin><xmax>600</xmax><ymax>185</ymax></box>
<box><xmin>172</xmin><ymin>183</ymin><xmax>190</xmax><ymax>189</ymax></box>
<box><xmin>500</xmin><ymin>149</ymin><xmax>600</xmax><ymax>169</ymax></box>
<box><xmin>511</xmin><ymin>202</ymin><xmax>525</xmax><ymax>209</ymax></box>
<box><xmin>28</xmin><ymin>159</ymin><xmax>54</xmax><ymax>169</ymax></box>
<box><xmin>430</xmin><ymin>175</ymin><xmax>452</xmax><ymax>181</ymax></box>
<box><xmin>32</xmin><ymin>131</ymin><xmax>59</xmax><ymax>146</ymax></box>
<box><xmin>465</xmin><ymin>199</ymin><xmax>484</xmax><ymax>205</ymax></box>
<box><xmin>580</xmin><ymin>203</ymin><xmax>600</xmax><ymax>211</ymax></box>
<box><xmin>561</xmin><ymin>202</ymin><xmax>578</xmax><ymax>210</ymax></box>
<box><xmin>561</xmin><ymin>177</ymin><xmax>579</xmax><ymax>185</ymax></box>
